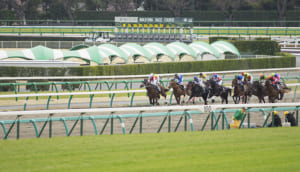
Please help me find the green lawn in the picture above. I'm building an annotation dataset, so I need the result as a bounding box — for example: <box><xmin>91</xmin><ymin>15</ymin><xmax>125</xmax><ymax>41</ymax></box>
<box><xmin>0</xmin><ymin>127</ymin><xmax>300</xmax><ymax>172</ymax></box>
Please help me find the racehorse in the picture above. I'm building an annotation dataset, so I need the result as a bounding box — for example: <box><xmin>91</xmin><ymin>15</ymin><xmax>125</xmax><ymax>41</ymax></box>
<box><xmin>278</xmin><ymin>82</ymin><xmax>291</xmax><ymax>100</ymax></box>
<box><xmin>252</xmin><ymin>80</ymin><xmax>267</xmax><ymax>103</ymax></box>
<box><xmin>264</xmin><ymin>79</ymin><xmax>291</xmax><ymax>102</ymax></box>
<box><xmin>168</xmin><ymin>79</ymin><xmax>186</xmax><ymax>104</ymax></box>
<box><xmin>264</xmin><ymin>79</ymin><xmax>279</xmax><ymax>103</ymax></box>
<box><xmin>140</xmin><ymin>79</ymin><xmax>160</xmax><ymax>105</ymax></box>
<box><xmin>206</xmin><ymin>79</ymin><xmax>232</xmax><ymax>104</ymax></box>
<box><xmin>140</xmin><ymin>79</ymin><xmax>169</xmax><ymax>105</ymax></box>
<box><xmin>231</xmin><ymin>79</ymin><xmax>251</xmax><ymax>104</ymax></box>
<box><xmin>186</xmin><ymin>81</ymin><xmax>209</xmax><ymax>105</ymax></box>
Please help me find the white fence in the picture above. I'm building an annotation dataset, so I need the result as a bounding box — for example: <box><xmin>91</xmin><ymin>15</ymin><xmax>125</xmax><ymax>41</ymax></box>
<box><xmin>0</xmin><ymin>103</ymin><xmax>299</xmax><ymax>116</ymax></box>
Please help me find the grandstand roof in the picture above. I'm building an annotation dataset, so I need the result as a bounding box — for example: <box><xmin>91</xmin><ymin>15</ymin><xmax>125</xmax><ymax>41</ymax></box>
<box><xmin>0</xmin><ymin>41</ymin><xmax>240</xmax><ymax>64</ymax></box>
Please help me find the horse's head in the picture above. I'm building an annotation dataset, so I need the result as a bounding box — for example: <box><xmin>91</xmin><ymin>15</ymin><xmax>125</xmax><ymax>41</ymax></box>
<box><xmin>140</xmin><ymin>79</ymin><xmax>148</xmax><ymax>88</ymax></box>
<box><xmin>186</xmin><ymin>81</ymin><xmax>194</xmax><ymax>90</ymax></box>
<box><xmin>168</xmin><ymin>79</ymin><xmax>176</xmax><ymax>89</ymax></box>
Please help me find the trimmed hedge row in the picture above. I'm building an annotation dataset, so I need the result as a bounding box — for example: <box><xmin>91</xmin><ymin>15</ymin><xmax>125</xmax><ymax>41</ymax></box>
<box><xmin>0</xmin><ymin>55</ymin><xmax>295</xmax><ymax>77</ymax></box>
<box><xmin>209</xmin><ymin>38</ymin><xmax>280</xmax><ymax>55</ymax></box>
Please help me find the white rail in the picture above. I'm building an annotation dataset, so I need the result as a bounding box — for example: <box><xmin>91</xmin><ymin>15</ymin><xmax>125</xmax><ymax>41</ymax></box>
<box><xmin>0</xmin><ymin>67</ymin><xmax>299</xmax><ymax>80</ymax></box>
<box><xmin>0</xmin><ymin>103</ymin><xmax>299</xmax><ymax>116</ymax></box>
<box><xmin>0</xmin><ymin>90</ymin><xmax>146</xmax><ymax>98</ymax></box>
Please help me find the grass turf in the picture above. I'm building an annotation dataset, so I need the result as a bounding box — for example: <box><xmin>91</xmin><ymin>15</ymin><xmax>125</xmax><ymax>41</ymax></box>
<box><xmin>0</xmin><ymin>127</ymin><xmax>300</xmax><ymax>172</ymax></box>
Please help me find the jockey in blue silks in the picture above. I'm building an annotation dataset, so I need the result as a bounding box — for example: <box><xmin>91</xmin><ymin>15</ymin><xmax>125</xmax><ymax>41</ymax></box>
<box><xmin>174</xmin><ymin>73</ymin><xmax>184</xmax><ymax>89</ymax></box>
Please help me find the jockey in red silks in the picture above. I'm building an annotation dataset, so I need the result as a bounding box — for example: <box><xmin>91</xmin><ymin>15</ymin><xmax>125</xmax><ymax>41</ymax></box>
<box><xmin>148</xmin><ymin>73</ymin><xmax>160</xmax><ymax>92</ymax></box>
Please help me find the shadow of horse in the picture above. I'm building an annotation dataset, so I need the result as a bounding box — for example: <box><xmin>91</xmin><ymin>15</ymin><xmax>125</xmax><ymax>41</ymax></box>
<box><xmin>168</xmin><ymin>79</ymin><xmax>186</xmax><ymax>105</ymax></box>
<box><xmin>186</xmin><ymin>81</ymin><xmax>209</xmax><ymax>105</ymax></box>
<box><xmin>206</xmin><ymin>79</ymin><xmax>232</xmax><ymax>104</ymax></box>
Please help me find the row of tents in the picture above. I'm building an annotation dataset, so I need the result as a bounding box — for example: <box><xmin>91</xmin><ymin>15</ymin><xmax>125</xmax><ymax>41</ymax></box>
<box><xmin>0</xmin><ymin>41</ymin><xmax>240</xmax><ymax>65</ymax></box>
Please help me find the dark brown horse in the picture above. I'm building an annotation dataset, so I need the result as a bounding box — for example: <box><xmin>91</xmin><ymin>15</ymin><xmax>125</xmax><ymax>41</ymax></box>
<box><xmin>278</xmin><ymin>82</ymin><xmax>291</xmax><ymax>100</ymax></box>
<box><xmin>186</xmin><ymin>81</ymin><xmax>209</xmax><ymax>105</ymax></box>
<box><xmin>140</xmin><ymin>79</ymin><xmax>160</xmax><ymax>105</ymax></box>
<box><xmin>264</xmin><ymin>79</ymin><xmax>279</xmax><ymax>103</ymax></box>
<box><xmin>168</xmin><ymin>79</ymin><xmax>186</xmax><ymax>105</ymax></box>
<box><xmin>252</xmin><ymin>80</ymin><xmax>267</xmax><ymax>103</ymax></box>
<box><xmin>206</xmin><ymin>79</ymin><xmax>232</xmax><ymax>104</ymax></box>
<box><xmin>231</xmin><ymin>79</ymin><xmax>251</xmax><ymax>104</ymax></box>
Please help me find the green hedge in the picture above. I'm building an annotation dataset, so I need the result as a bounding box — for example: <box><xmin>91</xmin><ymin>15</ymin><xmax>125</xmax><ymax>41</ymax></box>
<box><xmin>0</xmin><ymin>55</ymin><xmax>295</xmax><ymax>77</ymax></box>
<box><xmin>209</xmin><ymin>38</ymin><xmax>280</xmax><ymax>55</ymax></box>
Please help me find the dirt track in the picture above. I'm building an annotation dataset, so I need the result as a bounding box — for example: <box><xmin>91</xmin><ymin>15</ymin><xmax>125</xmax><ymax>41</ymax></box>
<box><xmin>0</xmin><ymin>91</ymin><xmax>299</xmax><ymax>139</ymax></box>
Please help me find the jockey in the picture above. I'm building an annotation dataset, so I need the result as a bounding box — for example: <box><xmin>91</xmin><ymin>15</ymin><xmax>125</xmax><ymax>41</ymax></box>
<box><xmin>212</xmin><ymin>74</ymin><xmax>222</xmax><ymax>86</ymax></box>
<box><xmin>237</xmin><ymin>74</ymin><xmax>246</xmax><ymax>91</ymax></box>
<box><xmin>174</xmin><ymin>73</ymin><xmax>184</xmax><ymax>89</ymax></box>
<box><xmin>272</xmin><ymin>72</ymin><xmax>281</xmax><ymax>85</ymax></box>
<box><xmin>243</xmin><ymin>72</ymin><xmax>253</xmax><ymax>84</ymax></box>
<box><xmin>198</xmin><ymin>73</ymin><xmax>207</xmax><ymax>87</ymax></box>
<box><xmin>193</xmin><ymin>76</ymin><xmax>201</xmax><ymax>86</ymax></box>
<box><xmin>148</xmin><ymin>73</ymin><xmax>160</xmax><ymax>92</ymax></box>
<box><xmin>259</xmin><ymin>73</ymin><xmax>266</xmax><ymax>84</ymax></box>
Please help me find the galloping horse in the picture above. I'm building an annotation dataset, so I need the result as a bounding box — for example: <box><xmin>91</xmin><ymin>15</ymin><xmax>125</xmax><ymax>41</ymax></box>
<box><xmin>206</xmin><ymin>79</ymin><xmax>232</xmax><ymax>104</ymax></box>
<box><xmin>186</xmin><ymin>81</ymin><xmax>209</xmax><ymax>105</ymax></box>
<box><xmin>252</xmin><ymin>80</ymin><xmax>267</xmax><ymax>103</ymax></box>
<box><xmin>168</xmin><ymin>79</ymin><xmax>186</xmax><ymax>104</ymax></box>
<box><xmin>278</xmin><ymin>82</ymin><xmax>291</xmax><ymax>100</ymax></box>
<box><xmin>231</xmin><ymin>79</ymin><xmax>252</xmax><ymax>104</ymax></box>
<box><xmin>264</xmin><ymin>79</ymin><xmax>279</xmax><ymax>103</ymax></box>
<box><xmin>140</xmin><ymin>79</ymin><xmax>160</xmax><ymax>105</ymax></box>
<box><xmin>232</xmin><ymin>79</ymin><xmax>242</xmax><ymax>104</ymax></box>
<box><xmin>140</xmin><ymin>79</ymin><xmax>169</xmax><ymax>105</ymax></box>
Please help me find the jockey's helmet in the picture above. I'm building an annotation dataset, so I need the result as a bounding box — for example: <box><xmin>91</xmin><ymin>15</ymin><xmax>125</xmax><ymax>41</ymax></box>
<box><xmin>149</xmin><ymin>73</ymin><xmax>154</xmax><ymax>78</ymax></box>
<box><xmin>272</xmin><ymin>73</ymin><xmax>275</xmax><ymax>76</ymax></box>
<box><xmin>213</xmin><ymin>74</ymin><xmax>217</xmax><ymax>78</ymax></box>
<box><xmin>238</xmin><ymin>75</ymin><xmax>243</xmax><ymax>80</ymax></box>
<box><xmin>241</xmin><ymin>72</ymin><xmax>244</xmax><ymax>76</ymax></box>
<box><xmin>199</xmin><ymin>72</ymin><xmax>203</xmax><ymax>76</ymax></box>
<box><xmin>235</xmin><ymin>74</ymin><xmax>238</xmax><ymax>78</ymax></box>
<box><xmin>273</xmin><ymin>111</ymin><xmax>278</xmax><ymax>115</ymax></box>
<box><xmin>247</xmin><ymin>73</ymin><xmax>250</xmax><ymax>77</ymax></box>
<box><xmin>274</xmin><ymin>73</ymin><xmax>278</xmax><ymax>77</ymax></box>
<box><xmin>212</xmin><ymin>72</ymin><xmax>215</xmax><ymax>76</ymax></box>
<box><xmin>194</xmin><ymin>76</ymin><xmax>198</xmax><ymax>79</ymax></box>
<box><xmin>284</xmin><ymin>111</ymin><xmax>289</xmax><ymax>115</ymax></box>
<box><xmin>259</xmin><ymin>73</ymin><xmax>264</xmax><ymax>77</ymax></box>
<box><xmin>175</xmin><ymin>73</ymin><xmax>178</xmax><ymax>77</ymax></box>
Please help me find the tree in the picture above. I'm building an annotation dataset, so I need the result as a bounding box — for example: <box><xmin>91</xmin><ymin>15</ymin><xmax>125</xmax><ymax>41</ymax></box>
<box><xmin>110</xmin><ymin>0</ymin><xmax>135</xmax><ymax>16</ymax></box>
<box><xmin>212</xmin><ymin>0</ymin><xmax>242</xmax><ymax>25</ymax></box>
<box><xmin>277</xmin><ymin>0</ymin><xmax>289</xmax><ymax>26</ymax></box>
<box><xmin>9</xmin><ymin>0</ymin><xmax>32</xmax><ymax>24</ymax></box>
<box><xmin>159</xmin><ymin>0</ymin><xmax>191</xmax><ymax>17</ymax></box>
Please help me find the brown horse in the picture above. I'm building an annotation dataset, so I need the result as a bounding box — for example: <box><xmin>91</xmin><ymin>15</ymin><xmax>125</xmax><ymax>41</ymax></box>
<box><xmin>278</xmin><ymin>82</ymin><xmax>291</xmax><ymax>100</ymax></box>
<box><xmin>168</xmin><ymin>79</ymin><xmax>186</xmax><ymax>105</ymax></box>
<box><xmin>140</xmin><ymin>79</ymin><xmax>169</xmax><ymax>105</ymax></box>
<box><xmin>140</xmin><ymin>79</ymin><xmax>160</xmax><ymax>105</ymax></box>
<box><xmin>264</xmin><ymin>79</ymin><xmax>279</xmax><ymax>103</ymax></box>
<box><xmin>231</xmin><ymin>79</ymin><xmax>251</xmax><ymax>104</ymax></box>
